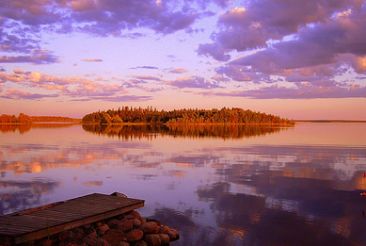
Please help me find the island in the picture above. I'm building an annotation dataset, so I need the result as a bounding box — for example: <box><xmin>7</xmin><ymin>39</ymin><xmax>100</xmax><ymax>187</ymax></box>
<box><xmin>82</xmin><ymin>107</ymin><xmax>294</xmax><ymax>126</ymax></box>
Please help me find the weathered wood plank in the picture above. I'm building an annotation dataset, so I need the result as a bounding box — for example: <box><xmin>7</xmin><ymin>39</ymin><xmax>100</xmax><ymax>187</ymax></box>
<box><xmin>0</xmin><ymin>193</ymin><xmax>144</xmax><ymax>244</ymax></box>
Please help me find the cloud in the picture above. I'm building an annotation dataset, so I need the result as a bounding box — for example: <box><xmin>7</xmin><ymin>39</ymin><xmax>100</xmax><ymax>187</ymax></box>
<box><xmin>197</xmin><ymin>43</ymin><xmax>231</xmax><ymax>61</ymax></box>
<box><xmin>1</xmin><ymin>89</ymin><xmax>58</xmax><ymax>100</ymax></box>
<box><xmin>81</xmin><ymin>58</ymin><xmax>103</xmax><ymax>62</ymax></box>
<box><xmin>231</xmin><ymin>9</ymin><xmax>366</xmax><ymax>74</ymax></box>
<box><xmin>0</xmin><ymin>0</ymin><xmax>203</xmax><ymax>37</ymax></box>
<box><xmin>169</xmin><ymin>67</ymin><xmax>188</xmax><ymax>74</ymax></box>
<box><xmin>71</xmin><ymin>95</ymin><xmax>152</xmax><ymax>102</ymax></box>
<box><xmin>208</xmin><ymin>84</ymin><xmax>366</xmax><ymax>99</ymax></box>
<box><xmin>198</xmin><ymin>0</ymin><xmax>366</xmax><ymax>100</ymax></box>
<box><xmin>0</xmin><ymin>50</ymin><xmax>58</xmax><ymax>64</ymax></box>
<box><xmin>133</xmin><ymin>75</ymin><xmax>162</xmax><ymax>81</ymax></box>
<box><xmin>169</xmin><ymin>76</ymin><xmax>221</xmax><ymax>89</ymax></box>
<box><xmin>130</xmin><ymin>66</ymin><xmax>159</xmax><ymax>70</ymax></box>
<box><xmin>0</xmin><ymin>69</ymin><xmax>155</xmax><ymax>102</ymax></box>
<box><xmin>199</xmin><ymin>0</ymin><xmax>363</xmax><ymax>60</ymax></box>
<box><xmin>0</xmin><ymin>19</ymin><xmax>40</xmax><ymax>54</ymax></box>
<box><xmin>0</xmin><ymin>0</ymin><xmax>213</xmax><ymax>65</ymax></box>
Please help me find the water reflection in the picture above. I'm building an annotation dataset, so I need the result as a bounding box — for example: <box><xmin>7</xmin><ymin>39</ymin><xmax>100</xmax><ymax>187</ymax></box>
<box><xmin>0</xmin><ymin>179</ymin><xmax>59</xmax><ymax>215</ymax></box>
<box><xmin>0</xmin><ymin>124</ymin><xmax>366</xmax><ymax>245</ymax></box>
<box><xmin>82</xmin><ymin>124</ymin><xmax>288</xmax><ymax>139</ymax></box>
<box><xmin>0</xmin><ymin>123</ymin><xmax>78</xmax><ymax>134</ymax></box>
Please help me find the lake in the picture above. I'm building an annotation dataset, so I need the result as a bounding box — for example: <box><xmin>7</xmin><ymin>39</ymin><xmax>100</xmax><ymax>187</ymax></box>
<box><xmin>1</xmin><ymin>123</ymin><xmax>366</xmax><ymax>245</ymax></box>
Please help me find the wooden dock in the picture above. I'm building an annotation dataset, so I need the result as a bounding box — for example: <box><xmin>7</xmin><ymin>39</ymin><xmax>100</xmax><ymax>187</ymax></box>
<box><xmin>0</xmin><ymin>193</ymin><xmax>144</xmax><ymax>244</ymax></box>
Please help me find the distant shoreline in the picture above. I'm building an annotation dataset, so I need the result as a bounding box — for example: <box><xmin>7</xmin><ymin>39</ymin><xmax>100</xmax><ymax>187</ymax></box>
<box><xmin>295</xmin><ymin>120</ymin><xmax>366</xmax><ymax>123</ymax></box>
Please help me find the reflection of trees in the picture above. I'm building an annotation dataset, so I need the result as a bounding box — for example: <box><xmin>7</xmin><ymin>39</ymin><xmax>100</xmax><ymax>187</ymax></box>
<box><xmin>82</xmin><ymin>124</ymin><xmax>288</xmax><ymax>139</ymax></box>
<box><xmin>0</xmin><ymin>180</ymin><xmax>59</xmax><ymax>215</ymax></box>
<box><xmin>0</xmin><ymin>124</ymin><xmax>31</xmax><ymax>134</ymax></box>
<box><xmin>0</xmin><ymin>123</ymin><xmax>79</xmax><ymax>134</ymax></box>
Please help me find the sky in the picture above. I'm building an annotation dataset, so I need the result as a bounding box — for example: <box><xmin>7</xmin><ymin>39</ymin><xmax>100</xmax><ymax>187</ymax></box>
<box><xmin>0</xmin><ymin>0</ymin><xmax>366</xmax><ymax>120</ymax></box>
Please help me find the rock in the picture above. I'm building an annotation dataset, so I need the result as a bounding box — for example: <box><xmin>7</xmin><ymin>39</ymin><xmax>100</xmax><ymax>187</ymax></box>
<box><xmin>135</xmin><ymin>240</ymin><xmax>148</xmax><ymax>246</ymax></box>
<box><xmin>118</xmin><ymin>242</ymin><xmax>130</xmax><ymax>246</ymax></box>
<box><xmin>83</xmin><ymin>231</ymin><xmax>97</xmax><ymax>245</ymax></box>
<box><xmin>126</xmin><ymin>229</ymin><xmax>144</xmax><ymax>242</ymax></box>
<box><xmin>167</xmin><ymin>229</ymin><xmax>179</xmax><ymax>241</ymax></box>
<box><xmin>140</xmin><ymin>218</ymin><xmax>147</xmax><ymax>224</ymax></box>
<box><xmin>83</xmin><ymin>224</ymin><xmax>93</xmax><ymax>231</ymax></box>
<box><xmin>98</xmin><ymin>223</ymin><xmax>110</xmax><ymax>235</ymax></box>
<box><xmin>95</xmin><ymin>238</ymin><xmax>110</xmax><ymax>246</ymax></box>
<box><xmin>107</xmin><ymin>219</ymin><xmax>120</xmax><ymax>229</ymax></box>
<box><xmin>111</xmin><ymin>192</ymin><xmax>128</xmax><ymax>198</ymax></box>
<box><xmin>39</xmin><ymin>239</ymin><xmax>53</xmax><ymax>246</ymax></box>
<box><xmin>159</xmin><ymin>234</ymin><xmax>170</xmax><ymax>245</ymax></box>
<box><xmin>64</xmin><ymin>243</ymin><xmax>85</xmax><ymax>246</ymax></box>
<box><xmin>125</xmin><ymin>214</ymin><xmax>135</xmax><ymax>220</ymax></box>
<box><xmin>141</xmin><ymin>222</ymin><xmax>160</xmax><ymax>234</ymax></box>
<box><xmin>146</xmin><ymin>219</ymin><xmax>160</xmax><ymax>226</ymax></box>
<box><xmin>58</xmin><ymin>230</ymin><xmax>74</xmax><ymax>241</ymax></box>
<box><xmin>126</xmin><ymin>210</ymin><xmax>142</xmax><ymax>220</ymax></box>
<box><xmin>71</xmin><ymin>227</ymin><xmax>85</xmax><ymax>241</ymax></box>
<box><xmin>144</xmin><ymin>234</ymin><xmax>161</xmax><ymax>246</ymax></box>
<box><xmin>131</xmin><ymin>210</ymin><xmax>142</xmax><ymax>218</ymax></box>
<box><xmin>117</xmin><ymin>219</ymin><xmax>134</xmax><ymax>232</ymax></box>
<box><xmin>160</xmin><ymin>225</ymin><xmax>170</xmax><ymax>234</ymax></box>
<box><xmin>102</xmin><ymin>229</ymin><xmax>126</xmax><ymax>245</ymax></box>
<box><xmin>64</xmin><ymin>243</ymin><xmax>86</xmax><ymax>246</ymax></box>
<box><xmin>133</xmin><ymin>218</ymin><xmax>142</xmax><ymax>227</ymax></box>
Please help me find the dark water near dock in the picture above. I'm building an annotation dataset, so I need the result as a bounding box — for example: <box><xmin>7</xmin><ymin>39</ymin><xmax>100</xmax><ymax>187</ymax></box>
<box><xmin>1</xmin><ymin>123</ymin><xmax>366</xmax><ymax>245</ymax></box>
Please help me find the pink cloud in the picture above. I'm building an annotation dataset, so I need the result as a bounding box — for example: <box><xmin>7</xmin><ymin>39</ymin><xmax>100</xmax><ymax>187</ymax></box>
<box><xmin>2</xmin><ymin>88</ymin><xmax>58</xmax><ymax>100</ymax></box>
<box><xmin>0</xmin><ymin>69</ymin><xmax>140</xmax><ymax>100</ymax></box>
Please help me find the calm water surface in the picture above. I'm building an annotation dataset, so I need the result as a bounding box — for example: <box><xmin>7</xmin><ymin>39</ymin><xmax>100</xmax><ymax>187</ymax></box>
<box><xmin>1</xmin><ymin>123</ymin><xmax>366</xmax><ymax>245</ymax></box>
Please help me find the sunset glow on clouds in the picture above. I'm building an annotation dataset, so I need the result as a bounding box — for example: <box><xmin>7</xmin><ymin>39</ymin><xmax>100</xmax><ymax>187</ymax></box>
<box><xmin>1</xmin><ymin>0</ymin><xmax>366</xmax><ymax>119</ymax></box>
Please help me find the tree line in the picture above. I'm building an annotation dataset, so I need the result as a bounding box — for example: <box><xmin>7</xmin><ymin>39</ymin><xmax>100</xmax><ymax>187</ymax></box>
<box><xmin>82</xmin><ymin>107</ymin><xmax>294</xmax><ymax>125</ymax></box>
<box><xmin>0</xmin><ymin>113</ymin><xmax>80</xmax><ymax>124</ymax></box>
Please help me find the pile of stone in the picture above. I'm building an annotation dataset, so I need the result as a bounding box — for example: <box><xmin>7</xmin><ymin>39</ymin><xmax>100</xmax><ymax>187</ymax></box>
<box><xmin>34</xmin><ymin>210</ymin><xmax>179</xmax><ymax>246</ymax></box>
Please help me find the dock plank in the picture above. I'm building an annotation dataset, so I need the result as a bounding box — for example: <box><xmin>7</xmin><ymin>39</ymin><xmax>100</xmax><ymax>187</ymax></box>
<box><xmin>0</xmin><ymin>193</ymin><xmax>144</xmax><ymax>244</ymax></box>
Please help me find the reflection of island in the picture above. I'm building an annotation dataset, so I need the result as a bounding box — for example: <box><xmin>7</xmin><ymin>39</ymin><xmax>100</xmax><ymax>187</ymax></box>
<box><xmin>82</xmin><ymin>124</ymin><xmax>289</xmax><ymax>139</ymax></box>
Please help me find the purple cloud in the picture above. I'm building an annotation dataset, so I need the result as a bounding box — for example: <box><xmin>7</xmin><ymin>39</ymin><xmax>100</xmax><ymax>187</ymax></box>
<box><xmin>71</xmin><ymin>95</ymin><xmax>152</xmax><ymax>102</ymax></box>
<box><xmin>0</xmin><ymin>50</ymin><xmax>58</xmax><ymax>64</ymax></box>
<box><xmin>130</xmin><ymin>66</ymin><xmax>159</xmax><ymax>70</ymax></box>
<box><xmin>231</xmin><ymin>9</ymin><xmax>366</xmax><ymax>73</ymax></box>
<box><xmin>207</xmin><ymin>84</ymin><xmax>366</xmax><ymax>99</ymax></box>
<box><xmin>169</xmin><ymin>67</ymin><xmax>188</xmax><ymax>74</ymax></box>
<box><xmin>1</xmin><ymin>89</ymin><xmax>58</xmax><ymax>100</ymax></box>
<box><xmin>133</xmin><ymin>75</ymin><xmax>162</xmax><ymax>81</ymax></box>
<box><xmin>60</xmin><ymin>0</ymin><xmax>200</xmax><ymax>35</ymax></box>
<box><xmin>0</xmin><ymin>0</ymin><xmax>213</xmax><ymax>65</ymax></box>
<box><xmin>170</xmin><ymin>76</ymin><xmax>221</xmax><ymax>89</ymax></box>
<box><xmin>81</xmin><ymin>58</ymin><xmax>103</xmax><ymax>62</ymax></box>
<box><xmin>199</xmin><ymin>0</ymin><xmax>363</xmax><ymax>60</ymax></box>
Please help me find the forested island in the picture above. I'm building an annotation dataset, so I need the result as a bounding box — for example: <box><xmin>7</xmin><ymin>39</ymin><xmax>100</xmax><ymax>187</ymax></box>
<box><xmin>82</xmin><ymin>107</ymin><xmax>294</xmax><ymax>126</ymax></box>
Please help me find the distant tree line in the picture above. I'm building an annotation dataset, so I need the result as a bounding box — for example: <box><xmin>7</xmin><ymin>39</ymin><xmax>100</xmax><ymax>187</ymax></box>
<box><xmin>0</xmin><ymin>113</ymin><xmax>32</xmax><ymax>124</ymax></box>
<box><xmin>0</xmin><ymin>113</ymin><xmax>80</xmax><ymax>124</ymax></box>
<box><xmin>82</xmin><ymin>107</ymin><xmax>294</xmax><ymax>125</ymax></box>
